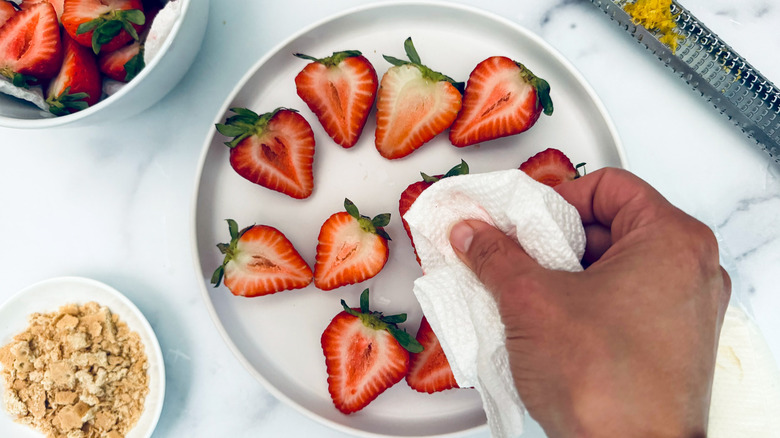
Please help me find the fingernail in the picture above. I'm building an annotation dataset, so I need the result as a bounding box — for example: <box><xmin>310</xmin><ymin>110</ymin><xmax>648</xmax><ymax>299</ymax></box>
<box><xmin>450</xmin><ymin>221</ymin><xmax>474</xmax><ymax>253</ymax></box>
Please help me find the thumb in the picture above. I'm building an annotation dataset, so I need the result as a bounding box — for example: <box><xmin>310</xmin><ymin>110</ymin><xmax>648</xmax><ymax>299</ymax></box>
<box><xmin>449</xmin><ymin>220</ymin><xmax>542</xmax><ymax>295</ymax></box>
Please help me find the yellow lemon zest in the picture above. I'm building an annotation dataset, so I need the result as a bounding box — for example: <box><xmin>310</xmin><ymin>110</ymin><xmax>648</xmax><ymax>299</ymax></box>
<box><xmin>623</xmin><ymin>0</ymin><xmax>684</xmax><ymax>53</ymax></box>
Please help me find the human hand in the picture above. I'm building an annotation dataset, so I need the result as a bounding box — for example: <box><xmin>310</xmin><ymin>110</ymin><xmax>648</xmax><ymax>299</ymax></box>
<box><xmin>448</xmin><ymin>168</ymin><xmax>731</xmax><ymax>438</ymax></box>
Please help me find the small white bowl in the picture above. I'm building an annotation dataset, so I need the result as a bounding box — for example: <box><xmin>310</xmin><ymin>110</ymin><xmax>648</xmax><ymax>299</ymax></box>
<box><xmin>0</xmin><ymin>0</ymin><xmax>209</xmax><ymax>128</ymax></box>
<box><xmin>0</xmin><ymin>276</ymin><xmax>165</xmax><ymax>438</ymax></box>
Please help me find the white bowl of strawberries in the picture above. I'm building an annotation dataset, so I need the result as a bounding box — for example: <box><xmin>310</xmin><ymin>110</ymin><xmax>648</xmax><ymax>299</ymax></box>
<box><xmin>0</xmin><ymin>0</ymin><xmax>208</xmax><ymax>128</ymax></box>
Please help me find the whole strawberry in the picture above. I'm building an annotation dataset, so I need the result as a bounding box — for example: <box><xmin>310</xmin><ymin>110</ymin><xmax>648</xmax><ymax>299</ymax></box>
<box><xmin>519</xmin><ymin>147</ymin><xmax>584</xmax><ymax>187</ymax></box>
<box><xmin>399</xmin><ymin>160</ymin><xmax>469</xmax><ymax>264</ymax></box>
<box><xmin>375</xmin><ymin>37</ymin><xmax>463</xmax><ymax>159</ymax></box>
<box><xmin>314</xmin><ymin>198</ymin><xmax>391</xmax><ymax>290</ymax></box>
<box><xmin>294</xmin><ymin>50</ymin><xmax>378</xmax><ymax>149</ymax></box>
<box><xmin>322</xmin><ymin>288</ymin><xmax>422</xmax><ymax>414</ymax></box>
<box><xmin>61</xmin><ymin>0</ymin><xmax>145</xmax><ymax>54</ymax></box>
<box><xmin>449</xmin><ymin>56</ymin><xmax>553</xmax><ymax>147</ymax></box>
<box><xmin>216</xmin><ymin>107</ymin><xmax>316</xmax><ymax>199</ymax></box>
<box><xmin>0</xmin><ymin>2</ymin><xmax>62</xmax><ymax>87</ymax></box>
<box><xmin>211</xmin><ymin>219</ymin><xmax>313</xmax><ymax>297</ymax></box>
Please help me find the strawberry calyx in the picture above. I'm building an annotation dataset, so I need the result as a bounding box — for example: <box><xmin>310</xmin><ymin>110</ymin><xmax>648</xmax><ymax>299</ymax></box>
<box><xmin>123</xmin><ymin>45</ymin><xmax>144</xmax><ymax>81</ymax></box>
<box><xmin>420</xmin><ymin>159</ymin><xmax>469</xmax><ymax>184</ymax></box>
<box><xmin>341</xmin><ymin>289</ymin><xmax>423</xmax><ymax>353</ymax></box>
<box><xmin>211</xmin><ymin>218</ymin><xmax>242</xmax><ymax>287</ymax></box>
<box><xmin>383</xmin><ymin>37</ymin><xmax>465</xmax><ymax>94</ymax></box>
<box><xmin>216</xmin><ymin>107</ymin><xmax>296</xmax><ymax>148</ymax></box>
<box><xmin>45</xmin><ymin>86</ymin><xmax>91</xmax><ymax>115</ymax></box>
<box><xmin>575</xmin><ymin>162</ymin><xmax>587</xmax><ymax>178</ymax></box>
<box><xmin>293</xmin><ymin>50</ymin><xmax>363</xmax><ymax>67</ymax></box>
<box><xmin>77</xmin><ymin>8</ymin><xmax>145</xmax><ymax>54</ymax></box>
<box><xmin>516</xmin><ymin>61</ymin><xmax>553</xmax><ymax>116</ymax></box>
<box><xmin>344</xmin><ymin>198</ymin><xmax>391</xmax><ymax>241</ymax></box>
<box><xmin>0</xmin><ymin>68</ymin><xmax>37</xmax><ymax>88</ymax></box>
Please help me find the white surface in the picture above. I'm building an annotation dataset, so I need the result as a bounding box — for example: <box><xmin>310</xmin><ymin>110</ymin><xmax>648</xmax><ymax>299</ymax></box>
<box><xmin>0</xmin><ymin>0</ymin><xmax>207</xmax><ymax>128</ymax></box>
<box><xmin>0</xmin><ymin>277</ymin><xmax>165</xmax><ymax>438</ymax></box>
<box><xmin>192</xmin><ymin>3</ymin><xmax>622</xmax><ymax>436</ymax></box>
<box><xmin>407</xmin><ymin>170</ymin><xmax>586</xmax><ymax>437</ymax></box>
<box><xmin>0</xmin><ymin>0</ymin><xmax>778</xmax><ymax>437</ymax></box>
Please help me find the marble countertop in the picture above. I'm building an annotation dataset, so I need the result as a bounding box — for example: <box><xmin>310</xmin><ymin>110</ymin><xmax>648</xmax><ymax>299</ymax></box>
<box><xmin>1</xmin><ymin>0</ymin><xmax>778</xmax><ymax>437</ymax></box>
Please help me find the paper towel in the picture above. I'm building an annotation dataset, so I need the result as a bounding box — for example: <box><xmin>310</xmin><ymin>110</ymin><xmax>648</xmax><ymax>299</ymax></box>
<box><xmin>404</xmin><ymin>169</ymin><xmax>586</xmax><ymax>438</ymax></box>
<box><xmin>144</xmin><ymin>0</ymin><xmax>183</xmax><ymax>64</ymax></box>
<box><xmin>708</xmin><ymin>304</ymin><xmax>780</xmax><ymax>437</ymax></box>
<box><xmin>0</xmin><ymin>77</ymin><xmax>50</xmax><ymax>113</ymax></box>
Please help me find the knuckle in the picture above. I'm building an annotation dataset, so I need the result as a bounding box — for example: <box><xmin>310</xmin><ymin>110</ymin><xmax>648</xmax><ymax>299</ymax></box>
<box><xmin>673</xmin><ymin>218</ymin><xmax>733</xmax><ymax>308</ymax></box>
<box><xmin>494</xmin><ymin>275</ymin><xmax>546</xmax><ymax>318</ymax></box>
<box><xmin>719</xmin><ymin>267</ymin><xmax>733</xmax><ymax>304</ymax></box>
<box><xmin>676</xmin><ymin>218</ymin><xmax>720</xmax><ymax>269</ymax></box>
<box><xmin>471</xmin><ymin>236</ymin><xmax>513</xmax><ymax>279</ymax></box>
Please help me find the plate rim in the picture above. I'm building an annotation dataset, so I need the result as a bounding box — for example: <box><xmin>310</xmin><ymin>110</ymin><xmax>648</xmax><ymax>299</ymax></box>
<box><xmin>189</xmin><ymin>1</ymin><xmax>627</xmax><ymax>437</ymax></box>
<box><xmin>0</xmin><ymin>276</ymin><xmax>166</xmax><ymax>438</ymax></box>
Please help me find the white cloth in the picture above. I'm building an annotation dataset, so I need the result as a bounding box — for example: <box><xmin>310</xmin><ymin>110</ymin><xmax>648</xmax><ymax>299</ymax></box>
<box><xmin>404</xmin><ymin>169</ymin><xmax>585</xmax><ymax>438</ymax></box>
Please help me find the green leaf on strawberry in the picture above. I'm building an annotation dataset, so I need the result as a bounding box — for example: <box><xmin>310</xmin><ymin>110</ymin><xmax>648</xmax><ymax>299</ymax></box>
<box><xmin>46</xmin><ymin>86</ymin><xmax>90</xmax><ymax>116</ymax></box>
<box><xmin>123</xmin><ymin>47</ymin><xmax>145</xmax><ymax>81</ymax></box>
<box><xmin>76</xmin><ymin>8</ymin><xmax>145</xmax><ymax>54</ymax></box>
<box><xmin>216</xmin><ymin>107</ymin><xmax>294</xmax><ymax>149</ymax></box>
<box><xmin>421</xmin><ymin>159</ymin><xmax>469</xmax><ymax>183</ymax></box>
<box><xmin>383</xmin><ymin>37</ymin><xmax>464</xmax><ymax>93</ymax></box>
<box><xmin>9</xmin><ymin>72</ymin><xmax>37</xmax><ymax>89</ymax></box>
<box><xmin>518</xmin><ymin>62</ymin><xmax>553</xmax><ymax>116</ymax></box>
<box><xmin>344</xmin><ymin>198</ymin><xmax>392</xmax><ymax>242</ymax></box>
<box><xmin>339</xmin><ymin>289</ymin><xmax>423</xmax><ymax>354</ymax></box>
<box><xmin>293</xmin><ymin>50</ymin><xmax>363</xmax><ymax>67</ymax></box>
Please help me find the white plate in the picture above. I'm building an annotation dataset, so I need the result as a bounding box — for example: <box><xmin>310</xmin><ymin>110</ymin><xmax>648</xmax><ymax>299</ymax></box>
<box><xmin>191</xmin><ymin>2</ymin><xmax>626</xmax><ymax>437</ymax></box>
<box><xmin>0</xmin><ymin>277</ymin><xmax>165</xmax><ymax>438</ymax></box>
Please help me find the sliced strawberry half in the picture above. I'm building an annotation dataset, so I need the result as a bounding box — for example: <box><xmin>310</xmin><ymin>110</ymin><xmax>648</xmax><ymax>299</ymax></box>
<box><xmin>449</xmin><ymin>56</ymin><xmax>553</xmax><ymax>147</ymax></box>
<box><xmin>0</xmin><ymin>2</ymin><xmax>62</xmax><ymax>86</ymax></box>
<box><xmin>406</xmin><ymin>316</ymin><xmax>459</xmax><ymax>394</ymax></box>
<box><xmin>45</xmin><ymin>30</ymin><xmax>101</xmax><ymax>115</ymax></box>
<box><xmin>211</xmin><ymin>219</ymin><xmax>313</xmax><ymax>297</ymax></box>
<box><xmin>20</xmin><ymin>0</ymin><xmax>65</xmax><ymax>20</ymax></box>
<box><xmin>98</xmin><ymin>39</ymin><xmax>143</xmax><ymax>81</ymax></box>
<box><xmin>375</xmin><ymin>37</ymin><xmax>463</xmax><ymax>159</ymax></box>
<box><xmin>294</xmin><ymin>50</ymin><xmax>378</xmax><ymax>149</ymax></box>
<box><xmin>216</xmin><ymin>107</ymin><xmax>316</xmax><ymax>199</ymax></box>
<box><xmin>0</xmin><ymin>1</ymin><xmax>16</xmax><ymax>27</ymax></box>
<box><xmin>61</xmin><ymin>0</ymin><xmax>145</xmax><ymax>54</ymax></box>
<box><xmin>322</xmin><ymin>288</ymin><xmax>422</xmax><ymax>414</ymax></box>
<box><xmin>314</xmin><ymin>198</ymin><xmax>391</xmax><ymax>291</ymax></box>
<box><xmin>519</xmin><ymin>147</ymin><xmax>585</xmax><ymax>187</ymax></box>
<box><xmin>399</xmin><ymin>160</ymin><xmax>469</xmax><ymax>264</ymax></box>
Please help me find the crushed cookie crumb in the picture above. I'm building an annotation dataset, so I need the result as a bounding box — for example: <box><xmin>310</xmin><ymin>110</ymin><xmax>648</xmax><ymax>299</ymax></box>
<box><xmin>0</xmin><ymin>302</ymin><xmax>149</xmax><ymax>438</ymax></box>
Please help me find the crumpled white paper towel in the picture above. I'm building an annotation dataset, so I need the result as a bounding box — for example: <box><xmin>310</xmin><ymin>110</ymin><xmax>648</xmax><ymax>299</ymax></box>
<box><xmin>0</xmin><ymin>76</ymin><xmax>50</xmax><ymax>113</ymax></box>
<box><xmin>709</xmin><ymin>304</ymin><xmax>780</xmax><ymax>437</ymax></box>
<box><xmin>404</xmin><ymin>169</ymin><xmax>586</xmax><ymax>438</ymax></box>
<box><xmin>144</xmin><ymin>0</ymin><xmax>183</xmax><ymax>64</ymax></box>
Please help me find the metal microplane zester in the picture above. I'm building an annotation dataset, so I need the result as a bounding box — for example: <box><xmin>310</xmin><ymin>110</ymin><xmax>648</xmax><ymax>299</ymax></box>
<box><xmin>590</xmin><ymin>0</ymin><xmax>780</xmax><ymax>164</ymax></box>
